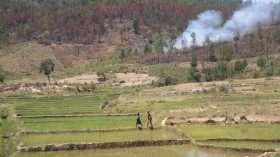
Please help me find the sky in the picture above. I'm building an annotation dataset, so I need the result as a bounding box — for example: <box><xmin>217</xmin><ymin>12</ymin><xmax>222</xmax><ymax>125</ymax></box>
<box><xmin>245</xmin><ymin>0</ymin><xmax>280</xmax><ymax>3</ymax></box>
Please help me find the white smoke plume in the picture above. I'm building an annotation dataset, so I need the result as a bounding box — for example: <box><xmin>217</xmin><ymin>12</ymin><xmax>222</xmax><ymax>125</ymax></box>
<box><xmin>173</xmin><ymin>1</ymin><xmax>280</xmax><ymax>50</ymax></box>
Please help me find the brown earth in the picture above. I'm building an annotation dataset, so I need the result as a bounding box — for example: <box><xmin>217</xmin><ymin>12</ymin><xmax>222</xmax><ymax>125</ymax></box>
<box><xmin>18</xmin><ymin>140</ymin><xmax>190</xmax><ymax>152</ymax></box>
<box><xmin>1</xmin><ymin>22</ymin><xmax>279</xmax><ymax>74</ymax></box>
<box><xmin>58</xmin><ymin>73</ymin><xmax>100</xmax><ymax>84</ymax></box>
<box><xmin>0</xmin><ymin>19</ymin><xmax>147</xmax><ymax>73</ymax></box>
<box><xmin>58</xmin><ymin>72</ymin><xmax>158</xmax><ymax>86</ymax></box>
<box><xmin>111</xmin><ymin>73</ymin><xmax>158</xmax><ymax>87</ymax></box>
<box><xmin>164</xmin><ymin>114</ymin><xmax>280</xmax><ymax>126</ymax></box>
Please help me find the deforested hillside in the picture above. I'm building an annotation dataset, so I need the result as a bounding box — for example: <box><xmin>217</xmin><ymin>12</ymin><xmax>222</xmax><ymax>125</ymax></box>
<box><xmin>0</xmin><ymin>0</ymin><xmax>237</xmax><ymax>46</ymax></box>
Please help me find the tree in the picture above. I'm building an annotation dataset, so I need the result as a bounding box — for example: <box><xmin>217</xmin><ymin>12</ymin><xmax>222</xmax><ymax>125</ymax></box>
<box><xmin>216</xmin><ymin>61</ymin><xmax>230</xmax><ymax>80</ymax></box>
<box><xmin>256</xmin><ymin>24</ymin><xmax>264</xmax><ymax>52</ymax></box>
<box><xmin>257</xmin><ymin>56</ymin><xmax>266</xmax><ymax>70</ymax></box>
<box><xmin>233</xmin><ymin>34</ymin><xmax>240</xmax><ymax>54</ymax></box>
<box><xmin>144</xmin><ymin>43</ymin><xmax>151</xmax><ymax>54</ymax></box>
<box><xmin>154</xmin><ymin>32</ymin><xmax>166</xmax><ymax>54</ymax></box>
<box><xmin>191</xmin><ymin>32</ymin><xmax>196</xmax><ymax>49</ymax></box>
<box><xmin>265</xmin><ymin>35</ymin><xmax>271</xmax><ymax>60</ymax></box>
<box><xmin>190</xmin><ymin>53</ymin><xmax>198</xmax><ymax>68</ymax></box>
<box><xmin>118</xmin><ymin>49</ymin><xmax>126</xmax><ymax>62</ymax></box>
<box><xmin>176</xmin><ymin>20</ymin><xmax>184</xmax><ymax>32</ymax></box>
<box><xmin>204</xmin><ymin>37</ymin><xmax>215</xmax><ymax>62</ymax></box>
<box><xmin>220</xmin><ymin>43</ymin><xmax>233</xmax><ymax>62</ymax></box>
<box><xmin>0</xmin><ymin>71</ymin><xmax>4</xmax><ymax>84</ymax></box>
<box><xmin>133</xmin><ymin>18</ymin><xmax>139</xmax><ymax>34</ymax></box>
<box><xmin>39</xmin><ymin>59</ymin><xmax>55</xmax><ymax>83</ymax></box>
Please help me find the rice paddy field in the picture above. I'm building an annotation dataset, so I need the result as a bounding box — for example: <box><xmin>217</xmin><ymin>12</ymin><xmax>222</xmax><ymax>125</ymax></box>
<box><xmin>22</xmin><ymin>116</ymin><xmax>135</xmax><ymax>131</ymax></box>
<box><xmin>178</xmin><ymin>124</ymin><xmax>280</xmax><ymax>140</ymax></box>
<box><xmin>21</xmin><ymin>130</ymin><xmax>182</xmax><ymax>147</ymax></box>
<box><xmin>16</xmin><ymin>145</ymin><xmax>256</xmax><ymax>157</ymax></box>
<box><xmin>13</xmin><ymin>95</ymin><xmax>113</xmax><ymax>116</ymax></box>
<box><xmin>1</xmin><ymin>77</ymin><xmax>280</xmax><ymax>156</ymax></box>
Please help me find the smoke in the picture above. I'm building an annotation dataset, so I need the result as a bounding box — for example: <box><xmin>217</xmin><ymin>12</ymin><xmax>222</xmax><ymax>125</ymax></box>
<box><xmin>173</xmin><ymin>1</ymin><xmax>280</xmax><ymax>50</ymax></box>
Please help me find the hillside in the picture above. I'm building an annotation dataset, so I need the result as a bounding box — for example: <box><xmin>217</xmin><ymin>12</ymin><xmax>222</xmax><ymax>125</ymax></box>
<box><xmin>0</xmin><ymin>0</ymin><xmax>279</xmax><ymax>84</ymax></box>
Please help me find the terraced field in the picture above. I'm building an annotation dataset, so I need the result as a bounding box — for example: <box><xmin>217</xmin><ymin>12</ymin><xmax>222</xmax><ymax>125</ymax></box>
<box><xmin>17</xmin><ymin>145</ymin><xmax>256</xmax><ymax>157</ymax></box>
<box><xmin>1</xmin><ymin>77</ymin><xmax>280</xmax><ymax>157</ymax></box>
<box><xmin>22</xmin><ymin>116</ymin><xmax>135</xmax><ymax>131</ymax></box>
<box><xmin>21</xmin><ymin>129</ymin><xmax>182</xmax><ymax>147</ymax></box>
<box><xmin>178</xmin><ymin>124</ymin><xmax>280</xmax><ymax>140</ymax></box>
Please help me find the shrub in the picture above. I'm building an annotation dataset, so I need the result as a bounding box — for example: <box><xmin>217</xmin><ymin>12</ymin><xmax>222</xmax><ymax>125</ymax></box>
<box><xmin>156</xmin><ymin>75</ymin><xmax>178</xmax><ymax>87</ymax></box>
<box><xmin>209</xmin><ymin>53</ymin><xmax>217</xmax><ymax>62</ymax></box>
<box><xmin>265</xmin><ymin>66</ymin><xmax>274</xmax><ymax>77</ymax></box>
<box><xmin>219</xmin><ymin>84</ymin><xmax>229</xmax><ymax>94</ymax></box>
<box><xmin>253</xmin><ymin>69</ymin><xmax>259</xmax><ymax>79</ymax></box>
<box><xmin>188</xmin><ymin>68</ymin><xmax>201</xmax><ymax>82</ymax></box>
<box><xmin>216</xmin><ymin>61</ymin><xmax>230</xmax><ymax>80</ymax></box>
<box><xmin>257</xmin><ymin>56</ymin><xmax>266</xmax><ymax>70</ymax></box>
<box><xmin>203</xmin><ymin>68</ymin><xmax>214</xmax><ymax>82</ymax></box>
<box><xmin>234</xmin><ymin>59</ymin><xmax>247</xmax><ymax>73</ymax></box>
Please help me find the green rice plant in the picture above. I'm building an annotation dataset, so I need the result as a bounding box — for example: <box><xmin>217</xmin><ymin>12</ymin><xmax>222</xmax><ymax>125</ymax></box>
<box><xmin>22</xmin><ymin>116</ymin><xmax>135</xmax><ymax>131</ymax></box>
<box><xmin>21</xmin><ymin>130</ymin><xmax>182</xmax><ymax>147</ymax></box>
<box><xmin>13</xmin><ymin>94</ymin><xmax>119</xmax><ymax>116</ymax></box>
<box><xmin>178</xmin><ymin>124</ymin><xmax>280</xmax><ymax>140</ymax></box>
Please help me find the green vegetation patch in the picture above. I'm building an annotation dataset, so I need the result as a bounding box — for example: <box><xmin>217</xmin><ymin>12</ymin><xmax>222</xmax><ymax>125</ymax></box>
<box><xmin>13</xmin><ymin>94</ymin><xmax>119</xmax><ymax>116</ymax></box>
<box><xmin>21</xmin><ymin>130</ymin><xmax>182</xmax><ymax>147</ymax></box>
<box><xmin>178</xmin><ymin>124</ymin><xmax>280</xmax><ymax>140</ymax></box>
<box><xmin>257</xmin><ymin>85</ymin><xmax>280</xmax><ymax>91</ymax></box>
<box><xmin>148</xmin><ymin>64</ymin><xmax>189</xmax><ymax>84</ymax></box>
<box><xmin>22</xmin><ymin>116</ymin><xmax>135</xmax><ymax>131</ymax></box>
<box><xmin>200</xmin><ymin>141</ymin><xmax>280</xmax><ymax>150</ymax></box>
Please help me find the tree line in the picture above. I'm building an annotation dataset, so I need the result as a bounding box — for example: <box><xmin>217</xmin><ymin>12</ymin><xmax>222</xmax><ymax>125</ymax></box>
<box><xmin>0</xmin><ymin>0</ymin><xmax>239</xmax><ymax>46</ymax></box>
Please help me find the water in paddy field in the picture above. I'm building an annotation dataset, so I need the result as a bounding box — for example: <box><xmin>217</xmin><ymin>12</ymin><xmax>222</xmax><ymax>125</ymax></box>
<box><xmin>182</xmin><ymin>150</ymin><xmax>242</xmax><ymax>157</ymax></box>
<box><xmin>180</xmin><ymin>146</ymin><xmax>256</xmax><ymax>157</ymax></box>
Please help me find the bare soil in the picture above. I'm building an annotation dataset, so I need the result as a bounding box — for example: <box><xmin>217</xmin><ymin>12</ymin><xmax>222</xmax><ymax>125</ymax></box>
<box><xmin>58</xmin><ymin>73</ymin><xmax>99</xmax><ymax>84</ymax></box>
<box><xmin>58</xmin><ymin>72</ymin><xmax>158</xmax><ymax>86</ymax></box>
<box><xmin>164</xmin><ymin>114</ymin><xmax>280</xmax><ymax>125</ymax></box>
<box><xmin>112</xmin><ymin>73</ymin><xmax>158</xmax><ymax>87</ymax></box>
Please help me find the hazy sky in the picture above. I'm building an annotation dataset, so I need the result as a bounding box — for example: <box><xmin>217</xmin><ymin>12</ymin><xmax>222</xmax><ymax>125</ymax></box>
<box><xmin>247</xmin><ymin>0</ymin><xmax>280</xmax><ymax>3</ymax></box>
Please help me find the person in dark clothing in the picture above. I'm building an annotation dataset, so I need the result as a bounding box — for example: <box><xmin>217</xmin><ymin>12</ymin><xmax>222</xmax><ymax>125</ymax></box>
<box><xmin>136</xmin><ymin>112</ymin><xmax>143</xmax><ymax>128</ymax></box>
<box><xmin>147</xmin><ymin>111</ymin><xmax>153</xmax><ymax>128</ymax></box>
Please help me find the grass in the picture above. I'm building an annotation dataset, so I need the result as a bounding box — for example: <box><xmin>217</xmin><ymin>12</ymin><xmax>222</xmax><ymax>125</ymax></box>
<box><xmin>109</xmin><ymin>89</ymin><xmax>280</xmax><ymax>117</ymax></box>
<box><xmin>16</xmin><ymin>145</ymin><xmax>256</xmax><ymax>157</ymax></box>
<box><xmin>0</xmin><ymin>42</ymin><xmax>29</xmax><ymax>57</ymax></box>
<box><xmin>201</xmin><ymin>141</ymin><xmax>280</xmax><ymax>150</ymax></box>
<box><xmin>22</xmin><ymin>116</ymin><xmax>137</xmax><ymax>131</ymax></box>
<box><xmin>257</xmin><ymin>85</ymin><xmax>280</xmax><ymax>91</ymax></box>
<box><xmin>178</xmin><ymin>124</ymin><xmax>280</xmax><ymax>140</ymax></box>
<box><xmin>21</xmin><ymin>130</ymin><xmax>182</xmax><ymax>147</ymax></box>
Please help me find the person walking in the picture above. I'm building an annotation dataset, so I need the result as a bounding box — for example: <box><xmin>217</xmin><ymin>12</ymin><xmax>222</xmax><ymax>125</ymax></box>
<box><xmin>136</xmin><ymin>112</ymin><xmax>143</xmax><ymax>128</ymax></box>
<box><xmin>147</xmin><ymin>111</ymin><xmax>153</xmax><ymax>128</ymax></box>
